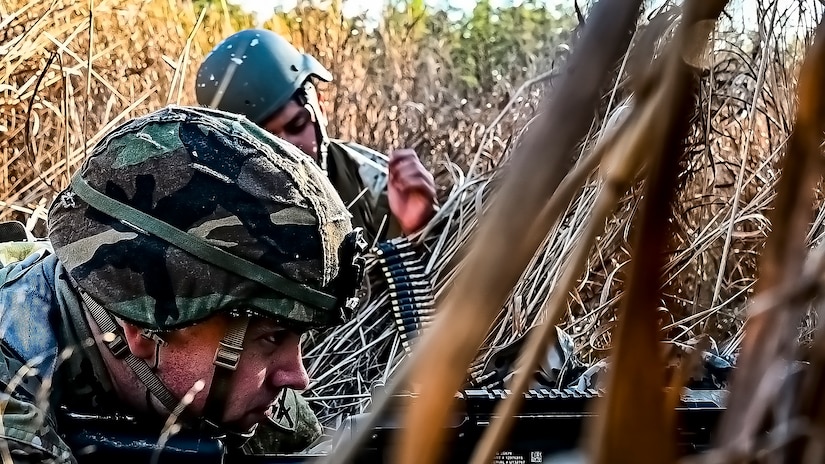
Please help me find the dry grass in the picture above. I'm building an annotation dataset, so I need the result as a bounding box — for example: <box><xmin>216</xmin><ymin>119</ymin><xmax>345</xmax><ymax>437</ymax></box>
<box><xmin>0</xmin><ymin>0</ymin><xmax>240</xmax><ymax>227</ymax></box>
<box><xmin>5</xmin><ymin>0</ymin><xmax>825</xmax><ymax>461</ymax></box>
<box><xmin>0</xmin><ymin>0</ymin><xmax>554</xmax><ymax>230</ymax></box>
<box><xmin>314</xmin><ymin>0</ymin><xmax>825</xmax><ymax>460</ymax></box>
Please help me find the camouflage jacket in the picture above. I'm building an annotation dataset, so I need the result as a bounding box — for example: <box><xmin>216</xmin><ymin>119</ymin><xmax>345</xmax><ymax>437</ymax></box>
<box><xmin>0</xmin><ymin>245</ymin><xmax>321</xmax><ymax>463</ymax></box>
<box><xmin>327</xmin><ymin>141</ymin><xmax>401</xmax><ymax>242</ymax></box>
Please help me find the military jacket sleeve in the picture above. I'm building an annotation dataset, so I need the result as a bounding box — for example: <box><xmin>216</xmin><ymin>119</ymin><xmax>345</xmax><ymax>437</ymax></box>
<box><xmin>0</xmin><ymin>247</ymin><xmax>73</xmax><ymax>463</ymax></box>
<box><xmin>326</xmin><ymin>142</ymin><xmax>402</xmax><ymax>242</ymax></box>
<box><xmin>0</xmin><ymin>341</ymin><xmax>75</xmax><ymax>463</ymax></box>
<box><xmin>369</xmin><ymin>186</ymin><xmax>401</xmax><ymax>240</ymax></box>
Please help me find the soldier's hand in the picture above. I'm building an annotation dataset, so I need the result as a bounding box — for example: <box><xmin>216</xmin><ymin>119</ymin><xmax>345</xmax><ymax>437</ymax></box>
<box><xmin>388</xmin><ymin>149</ymin><xmax>437</xmax><ymax>235</ymax></box>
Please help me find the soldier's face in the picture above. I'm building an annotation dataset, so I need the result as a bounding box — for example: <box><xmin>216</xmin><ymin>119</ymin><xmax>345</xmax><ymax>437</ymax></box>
<box><xmin>157</xmin><ymin>314</ymin><xmax>309</xmax><ymax>432</ymax></box>
<box><xmin>263</xmin><ymin>99</ymin><xmax>320</xmax><ymax>161</ymax></box>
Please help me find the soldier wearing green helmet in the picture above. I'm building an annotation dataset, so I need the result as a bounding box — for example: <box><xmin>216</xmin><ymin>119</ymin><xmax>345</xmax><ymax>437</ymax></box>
<box><xmin>0</xmin><ymin>106</ymin><xmax>366</xmax><ymax>461</ymax></box>
<box><xmin>196</xmin><ymin>29</ymin><xmax>437</xmax><ymax>241</ymax></box>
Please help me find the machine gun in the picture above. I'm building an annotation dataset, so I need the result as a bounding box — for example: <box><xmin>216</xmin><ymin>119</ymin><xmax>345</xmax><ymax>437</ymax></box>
<box><xmin>60</xmin><ymin>386</ymin><xmax>725</xmax><ymax>463</ymax></box>
<box><xmin>333</xmin><ymin>387</ymin><xmax>726</xmax><ymax>463</ymax></box>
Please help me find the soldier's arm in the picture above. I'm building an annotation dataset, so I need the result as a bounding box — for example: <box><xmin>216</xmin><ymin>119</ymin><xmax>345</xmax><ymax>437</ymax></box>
<box><xmin>0</xmin><ymin>342</ymin><xmax>76</xmax><ymax>463</ymax></box>
<box><xmin>373</xmin><ymin>189</ymin><xmax>403</xmax><ymax>240</ymax></box>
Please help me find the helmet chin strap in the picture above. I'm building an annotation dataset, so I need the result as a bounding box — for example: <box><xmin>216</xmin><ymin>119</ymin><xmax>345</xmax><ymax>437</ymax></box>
<box><xmin>200</xmin><ymin>311</ymin><xmax>254</xmax><ymax>446</ymax></box>
<box><xmin>80</xmin><ymin>289</ymin><xmax>181</xmax><ymax>414</ymax></box>
<box><xmin>81</xmin><ymin>287</ymin><xmax>255</xmax><ymax>447</ymax></box>
<box><xmin>298</xmin><ymin>81</ymin><xmax>330</xmax><ymax>172</ymax></box>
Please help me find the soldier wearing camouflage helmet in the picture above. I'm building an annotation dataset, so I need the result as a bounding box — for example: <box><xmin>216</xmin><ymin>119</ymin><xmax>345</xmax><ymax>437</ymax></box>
<box><xmin>0</xmin><ymin>105</ymin><xmax>366</xmax><ymax>461</ymax></box>
<box><xmin>196</xmin><ymin>29</ymin><xmax>438</xmax><ymax>241</ymax></box>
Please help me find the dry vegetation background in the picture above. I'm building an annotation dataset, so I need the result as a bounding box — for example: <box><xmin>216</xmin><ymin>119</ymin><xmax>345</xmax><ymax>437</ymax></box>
<box><xmin>3</xmin><ymin>0</ymin><xmax>825</xmax><ymax>427</ymax></box>
<box><xmin>0</xmin><ymin>0</ymin><xmax>574</xmax><ymax>221</ymax></box>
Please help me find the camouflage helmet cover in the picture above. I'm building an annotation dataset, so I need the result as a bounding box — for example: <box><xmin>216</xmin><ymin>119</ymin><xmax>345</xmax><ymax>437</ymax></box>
<box><xmin>195</xmin><ymin>29</ymin><xmax>332</xmax><ymax>124</ymax></box>
<box><xmin>48</xmin><ymin>106</ymin><xmax>360</xmax><ymax>330</ymax></box>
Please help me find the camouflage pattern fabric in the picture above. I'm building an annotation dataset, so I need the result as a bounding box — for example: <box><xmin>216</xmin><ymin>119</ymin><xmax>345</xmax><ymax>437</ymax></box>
<box><xmin>0</xmin><ymin>249</ymin><xmax>323</xmax><ymax>462</ymax></box>
<box><xmin>0</xmin><ymin>106</ymin><xmax>356</xmax><ymax>461</ymax></box>
<box><xmin>0</xmin><ymin>251</ymin><xmax>100</xmax><ymax>464</ymax></box>
<box><xmin>48</xmin><ymin>105</ymin><xmax>353</xmax><ymax>330</ymax></box>
<box><xmin>0</xmin><ymin>337</ymin><xmax>75</xmax><ymax>464</ymax></box>
<box><xmin>240</xmin><ymin>389</ymin><xmax>322</xmax><ymax>455</ymax></box>
<box><xmin>0</xmin><ymin>249</ymin><xmax>61</xmax><ymax>375</ymax></box>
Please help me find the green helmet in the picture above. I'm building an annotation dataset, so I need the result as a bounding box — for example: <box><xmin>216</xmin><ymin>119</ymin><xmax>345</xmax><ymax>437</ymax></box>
<box><xmin>195</xmin><ymin>29</ymin><xmax>332</xmax><ymax>125</ymax></box>
<box><xmin>48</xmin><ymin>105</ymin><xmax>364</xmax><ymax>331</ymax></box>
<box><xmin>48</xmin><ymin>105</ymin><xmax>367</xmax><ymax>443</ymax></box>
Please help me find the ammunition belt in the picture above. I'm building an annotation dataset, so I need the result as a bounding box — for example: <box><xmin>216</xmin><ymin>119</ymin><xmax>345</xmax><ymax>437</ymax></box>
<box><xmin>374</xmin><ymin>237</ymin><xmax>434</xmax><ymax>353</ymax></box>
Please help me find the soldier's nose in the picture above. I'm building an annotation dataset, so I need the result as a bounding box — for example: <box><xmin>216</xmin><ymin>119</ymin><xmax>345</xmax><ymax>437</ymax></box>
<box><xmin>269</xmin><ymin>341</ymin><xmax>309</xmax><ymax>391</ymax></box>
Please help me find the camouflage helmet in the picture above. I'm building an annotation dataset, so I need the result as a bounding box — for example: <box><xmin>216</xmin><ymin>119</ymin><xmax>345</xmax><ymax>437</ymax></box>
<box><xmin>195</xmin><ymin>29</ymin><xmax>332</xmax><ymax>125</ymax></box>
<box><xmin>48</xmin><ymin>105</ymin><xmax>365</xmax><ymax>331</ymax></box>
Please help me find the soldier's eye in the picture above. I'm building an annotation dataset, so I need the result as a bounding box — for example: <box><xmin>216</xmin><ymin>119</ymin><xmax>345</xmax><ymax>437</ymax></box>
<box><xmin>263</xmin><ymin>330</ymin><xmax>290</xmax><ymax>346</ymax></box>
<box><xmin>284</xmin><ymin>109</ymin><xmax>313</xmax><ymax>135</ymax></box>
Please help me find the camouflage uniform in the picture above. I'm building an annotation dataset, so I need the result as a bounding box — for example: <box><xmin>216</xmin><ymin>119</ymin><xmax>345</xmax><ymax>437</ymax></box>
<box><xmin>0</xmin><ymin>106</ymin><xmax>364</xmax><ymax>462</ymax></box>
<box><xmin>326</xmin><ymin>142</ymin><xmax>399</xmax><ymax>242</ymax></box>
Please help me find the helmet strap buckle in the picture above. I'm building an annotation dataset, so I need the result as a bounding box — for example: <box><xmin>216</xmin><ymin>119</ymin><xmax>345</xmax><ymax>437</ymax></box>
<box><xmin>140</xmin><ymin>329</ymin><xmax>168</xmax><ymax>347</ymax></box>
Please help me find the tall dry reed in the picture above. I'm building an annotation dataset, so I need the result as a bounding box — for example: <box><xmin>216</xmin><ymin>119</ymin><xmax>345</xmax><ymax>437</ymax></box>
<box><xmin>4</xmin><ymin>1</ymin><xmax>825</xmax><ymax>446</ymax></box>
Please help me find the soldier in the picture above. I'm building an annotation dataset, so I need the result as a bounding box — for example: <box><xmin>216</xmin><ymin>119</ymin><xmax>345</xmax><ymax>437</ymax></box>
<box><xmin>0</xmin><ymin>106</ymin><xmax>366</xmax><ymax>462</ymax></box>
<box><xmin>195</xmin><ymin>29</ymin><xmax>438</xmax><ymax>242</ymax></box>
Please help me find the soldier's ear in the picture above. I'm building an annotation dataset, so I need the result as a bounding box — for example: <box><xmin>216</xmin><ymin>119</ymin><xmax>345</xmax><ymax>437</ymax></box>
<box><xmin>121</xmin><ymin>322</ymin><xmax>157</xmax><ymax>360</ymax></box>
